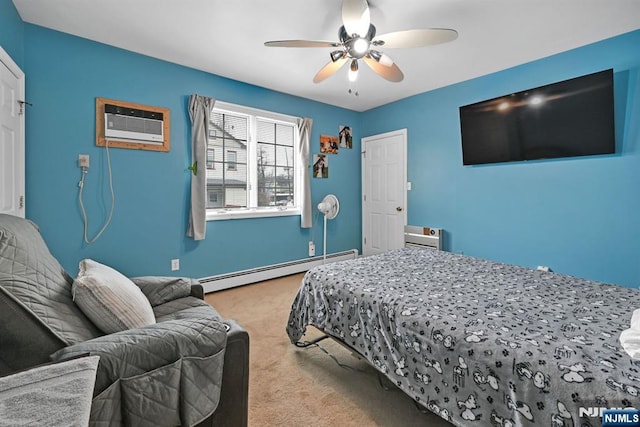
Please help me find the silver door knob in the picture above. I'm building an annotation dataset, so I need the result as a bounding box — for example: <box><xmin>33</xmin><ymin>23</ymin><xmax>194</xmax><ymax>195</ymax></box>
<box><xmin>396</xmin><ymin>207</ymin><xmax>403</xmax><ymax>212</ymax></box>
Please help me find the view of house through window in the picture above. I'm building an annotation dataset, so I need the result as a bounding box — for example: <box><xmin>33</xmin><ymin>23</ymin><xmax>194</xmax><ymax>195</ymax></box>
<box><xmin>257</xmin><ymin>120</ymin><xmax>294</xmax><ymax>207</ymax></box>
<box><xmin>206</xmin><ymin>103</ymin><xmax>299</xmax><ymax>218</ymax></box>
<box><xmin>207</xmin><ymin>112</ymin><xmax>248</xmax><ymax>208</ymax></box>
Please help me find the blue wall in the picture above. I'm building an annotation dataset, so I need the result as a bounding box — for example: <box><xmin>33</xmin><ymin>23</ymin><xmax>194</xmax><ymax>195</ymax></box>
<box><xmin>0</xmin><ymin>0</ymin><xmax>23</xmax><ymax>67</ymax></box>
<box><xmin>361</xmin><ymin>30</ymin><xmax>640</xmax><ymax>287</ymax></box>
<box><xmin>1</xmin><ymin>1</ymin><xmax>361</xmax><ymax>279</ymax></box>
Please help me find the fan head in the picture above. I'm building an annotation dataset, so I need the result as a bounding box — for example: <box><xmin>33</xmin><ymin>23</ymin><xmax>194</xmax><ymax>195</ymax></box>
<box><xmin>318</xmin><ymin>194</ymin><xmax>340</xmax><ymax>220</ymax></box>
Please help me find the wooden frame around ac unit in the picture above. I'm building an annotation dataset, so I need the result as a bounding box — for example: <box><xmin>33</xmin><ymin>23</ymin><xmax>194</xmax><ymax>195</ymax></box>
<box><xmin>96</xmin><ymin>97</ymin><xmax>170</xmax><ymax>152</ymax></box>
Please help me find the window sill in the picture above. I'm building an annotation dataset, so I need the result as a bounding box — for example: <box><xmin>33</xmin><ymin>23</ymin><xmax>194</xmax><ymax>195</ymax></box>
<box><xmin>206</xmin><ymin>207</ymin><xmax>301</xmax><ymax>221</ymax></box>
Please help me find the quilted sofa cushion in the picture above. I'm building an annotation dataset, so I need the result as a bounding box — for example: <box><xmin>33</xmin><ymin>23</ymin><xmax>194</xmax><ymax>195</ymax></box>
<box><xmin>152</xmin><ymin>295</ymin><xmax>223</xmax><ymax>322</ymax></box>
<box><xmin>52</xmin><ymin>309</ymin><xmax>228</xmax><ymax>426</ymax></box>
<box><xmin>0</xmin><ymin>214</ymin><xmax>101</xmax><ymax>345</ymax></box>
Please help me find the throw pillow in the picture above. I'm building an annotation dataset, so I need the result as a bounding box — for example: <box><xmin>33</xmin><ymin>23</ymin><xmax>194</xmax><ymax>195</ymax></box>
<box><xmin>73</xmin><ymin>259</ymin><xmax>156</xmax><ymax>334</ymax></box>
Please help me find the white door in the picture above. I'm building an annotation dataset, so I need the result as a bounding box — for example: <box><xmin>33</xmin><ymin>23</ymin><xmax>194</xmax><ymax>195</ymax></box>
<box><xmin>362</xmin><ymin>129</ymin><xmax>407</xmax><ymax>256</ymax></box>
<box><xmin>0</xmin><ymin>46</ymin><xmax>25</xmax><ymax>218</ymax></box>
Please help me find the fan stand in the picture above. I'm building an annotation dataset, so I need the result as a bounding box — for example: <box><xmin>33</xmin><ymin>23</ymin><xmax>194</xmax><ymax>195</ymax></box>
<box><xmin>323</xmin><ymin>213</ymin><xmax>329</xmax><ymax>263</ymax></box>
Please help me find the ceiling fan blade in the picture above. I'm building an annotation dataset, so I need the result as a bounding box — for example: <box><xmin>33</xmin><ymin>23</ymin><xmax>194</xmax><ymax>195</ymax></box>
<box><xmin>342</xmin><ymin>0</ymin><xmax>370</xmax><ymax>36</ymax></box>
<box><xmin>313</xmin><ymin>57</ymin><xmax>349</xmax><ymax>83</ymax></box>
<box><xmin>363</xmin><ymin>55</ymin><xmax>403</xmax><ymax>82</ymax></box>
<box><xmin>264</xmin><ymin>40</ymin><xmax>339</xmax><ymax>48</ymax></box>
<box><xmin>374</xmin><ymin>28</ymin><xmax>458</xmax><ymax>49</ymax></box>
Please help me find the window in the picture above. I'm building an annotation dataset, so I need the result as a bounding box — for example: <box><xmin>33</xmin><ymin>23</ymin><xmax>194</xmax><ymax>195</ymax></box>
<box><xmin>206</xmin><ymin>147</ymin><xmax>215</xmax><ymax>169</ymax></box>
<box><xmin>206</xmin><ymin>101</ymin><xmax>301</xmax><ymax>220</ymax></box>
<box><xmin>227</xmin><ymin>150</ymin><xmax>237</xmax><ymax>171</ymax></box>
<box><xmin>257</xmin><ymin>121</ymin><xmax>295</xmax><ymax>207</ymax></box>
<box><xmin>208</xmin><ymin>190</ymin><xmax>220</xmax><ymax>205</ymax></box>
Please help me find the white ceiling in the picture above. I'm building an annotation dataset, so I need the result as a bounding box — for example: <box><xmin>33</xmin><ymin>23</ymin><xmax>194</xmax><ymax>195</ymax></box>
<box><xmin>12</xmin><ymin>0</ymin><xmax>640</xmax><ymax>112</ymax></box>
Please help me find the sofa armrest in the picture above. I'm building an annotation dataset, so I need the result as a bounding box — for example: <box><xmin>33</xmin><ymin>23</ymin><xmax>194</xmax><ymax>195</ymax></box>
<box><xmin>191</xmin><ymin>283</ymin><xmax>205</xmax><ymax>300</ymax></box>
<box><xmin>197</xmin><ymin>319</ymin><xmax>249</xmax><ymax>427</ymax></box>
<box><xmin>50</xmin><ymin>316</ymin><xmax>228</xmax><ymax>396</ymax></box>
<box><xmin>130</xmin><ymin>276</ymin><xmax>199</xmax><ymax>306</ymax></box>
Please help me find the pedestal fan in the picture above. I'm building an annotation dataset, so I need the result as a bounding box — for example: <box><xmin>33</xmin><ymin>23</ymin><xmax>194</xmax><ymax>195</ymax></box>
<box><xmin>317</xmin><ymin>194</ymin><xmax>340</xmax><ymax>262</ymax></box>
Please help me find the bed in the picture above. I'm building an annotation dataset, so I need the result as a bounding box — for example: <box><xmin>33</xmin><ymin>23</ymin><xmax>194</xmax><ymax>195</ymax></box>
<box><xmin>287</xmin><ymin>246</ymin><xmax>640</xmax><ymax>426</ymax></box>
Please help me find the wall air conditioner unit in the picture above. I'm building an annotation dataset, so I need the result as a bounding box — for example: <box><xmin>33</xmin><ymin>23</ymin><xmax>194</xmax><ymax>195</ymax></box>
<box><xmin>104</xmin><ymin>104</ymin><xmax>164</xmax><ymax>143</ymax></box>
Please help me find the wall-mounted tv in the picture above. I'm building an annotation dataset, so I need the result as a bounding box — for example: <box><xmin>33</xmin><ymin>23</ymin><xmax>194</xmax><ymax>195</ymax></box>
<box><xmin>459</xmin><ymin>69</ymin><xmax>615</xmax><ymax>165</ymax></box>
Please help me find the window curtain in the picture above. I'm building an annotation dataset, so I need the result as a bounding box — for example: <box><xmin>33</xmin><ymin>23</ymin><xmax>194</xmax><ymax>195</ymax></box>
<box><xmin>297</xmin><ymin>117</ymin><xmax>313</xmax><ymax>228</ymax></box>
<box><xmin>187</xmin><ymin>94</ymin><xmax>215</xmax><ymax>240</ymax></box>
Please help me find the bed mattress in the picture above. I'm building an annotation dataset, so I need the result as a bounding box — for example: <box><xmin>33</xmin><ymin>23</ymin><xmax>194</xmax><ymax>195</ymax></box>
<box><xmin>287</xmin><ymin>247</ymin><xmax>640</xmax><ymax>426</ymax></box>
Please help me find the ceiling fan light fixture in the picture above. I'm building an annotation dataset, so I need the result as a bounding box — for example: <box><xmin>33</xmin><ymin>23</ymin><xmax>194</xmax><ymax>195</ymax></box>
<box><xmin>353</xmin><ymin>38</ymin><xmax>369</xmax><ymax>55</ymax></box>
<box><xmin>369</xmin><ymin>50</ymin><xmax>394</xmax><ymax>67</ymax></box>
<box><xmin>348</xmin><ymin>59</ymin><xmax>359</xmax><ymax>82</ymax></box>
<box><xmin>379</xmin><ymin>54</ymin><xmax>394</xmax><ymax>67</ymax></box>
<box><xmin>330</xmin><ymin>50</ymin><xmax>345</xmax><ymax>62</ymax></box>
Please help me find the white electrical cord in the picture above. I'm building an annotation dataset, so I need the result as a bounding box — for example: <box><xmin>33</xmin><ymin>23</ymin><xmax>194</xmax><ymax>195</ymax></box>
<box><xmin>78</xmin><ymin>140</ymin><xmax>115</xmax><ymax>244</ymax></box>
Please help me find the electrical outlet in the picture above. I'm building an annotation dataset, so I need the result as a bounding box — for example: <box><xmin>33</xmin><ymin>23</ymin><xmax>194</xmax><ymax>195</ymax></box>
<box><xmin>78</xmin><ymin>154</ymin><xmax>90</xmax><ymax>168</ymax></box>
<box><xmin>308</xmin><ymin>241</ymin><xmax>315</xmax><ymax>257</ymax></box>
<box><xmin>171</xmin><ymin>259</ymin><xmax>180</xmax><ymax>271</ymax></box>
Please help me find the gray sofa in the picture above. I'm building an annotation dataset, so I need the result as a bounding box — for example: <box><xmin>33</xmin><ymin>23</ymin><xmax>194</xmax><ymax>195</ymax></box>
<box><xmin>0</xmin><ymin>214</ymin><xmax>248</xmax><ymax>426</ymax></box>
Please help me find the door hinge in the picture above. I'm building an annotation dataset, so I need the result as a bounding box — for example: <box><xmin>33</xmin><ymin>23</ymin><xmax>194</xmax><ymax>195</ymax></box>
<box><xmin>364</xmin><ymin>237</ymin><xmax>366</xmax><ymax>244</ymax></box>
<box><xmin>19</xmin><ymin>195</ymin><xmax>24</xmax><ymax>209</ymax></box>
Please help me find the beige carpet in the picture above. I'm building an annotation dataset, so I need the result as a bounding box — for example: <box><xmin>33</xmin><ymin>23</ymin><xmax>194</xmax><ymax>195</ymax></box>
<box><xmin>205</xmin><ymin>273</ymin><xmax>452</xmax><ymax>427</ymax></box>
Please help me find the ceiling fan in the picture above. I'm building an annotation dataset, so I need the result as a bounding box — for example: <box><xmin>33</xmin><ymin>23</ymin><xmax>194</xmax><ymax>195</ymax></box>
<box><xmin>264</xmin><ymin>0</ymin><xmax>458</xmax><ymax>84</ymax></box>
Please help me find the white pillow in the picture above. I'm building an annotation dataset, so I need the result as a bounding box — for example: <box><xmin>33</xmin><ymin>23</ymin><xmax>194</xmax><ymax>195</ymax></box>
<box><xmin>620</xmin><ymin>309</ymin><xmax>640</xmax><ymax>360</ymax></box>
<box><xmin>73</xmin><ymin>259</ymin><xmax>156</xmax><ymax>334</ymax></box>
<box><xmin>630</xmin><ymin>308</ymin><xmax>640</xmax><ymax>330</ymax></box>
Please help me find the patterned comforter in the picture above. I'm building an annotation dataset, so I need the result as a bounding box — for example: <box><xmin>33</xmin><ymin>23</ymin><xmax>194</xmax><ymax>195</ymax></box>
<box><xmin>287</xmin><ymin>247</ymin><xmax>640</xmax><ymax>426</ymax></box>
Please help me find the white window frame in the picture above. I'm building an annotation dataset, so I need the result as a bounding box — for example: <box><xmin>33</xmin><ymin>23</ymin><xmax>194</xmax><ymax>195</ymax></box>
<box><xmin>206</xmin><ymin>101</ymin><xmax>302</xmax><ymax>221</ymax></box>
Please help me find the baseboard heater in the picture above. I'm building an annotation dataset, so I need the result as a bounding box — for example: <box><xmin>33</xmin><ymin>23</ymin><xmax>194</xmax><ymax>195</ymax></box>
<box><xmin>200</xmin><ymin>249</ymin><xmax>359</xmax><ymax>293</ymax></box>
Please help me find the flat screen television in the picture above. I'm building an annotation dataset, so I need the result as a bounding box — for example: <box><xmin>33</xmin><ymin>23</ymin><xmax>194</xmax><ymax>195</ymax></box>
<box><xmin>459</xmin><ymin>69</ymin><xmax>615</xmax><ymax>165</ymax></box>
